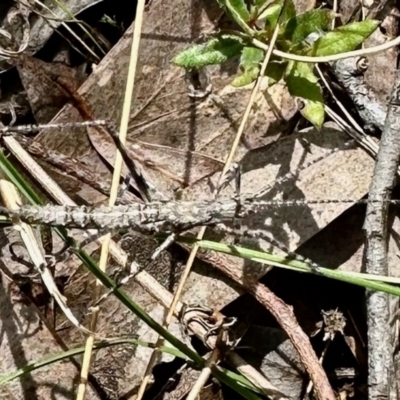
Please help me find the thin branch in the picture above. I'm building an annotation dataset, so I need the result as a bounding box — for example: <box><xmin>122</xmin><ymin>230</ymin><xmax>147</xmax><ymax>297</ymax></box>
<box><xmin>331</xmin><ymin>57</ymin><xmax>387</xmax><ymax>131</ymax></box>
<box><xmin>362</xmin><ymin>67</ymin><xmax>400</xmax><ymax>399</ymax></box>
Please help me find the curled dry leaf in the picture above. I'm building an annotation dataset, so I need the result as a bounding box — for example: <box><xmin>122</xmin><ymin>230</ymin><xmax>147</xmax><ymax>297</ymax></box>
<box><xmin>14</xmin><ymin>55</ymin><xmax>86</xmax><ymax>124</ymax></box>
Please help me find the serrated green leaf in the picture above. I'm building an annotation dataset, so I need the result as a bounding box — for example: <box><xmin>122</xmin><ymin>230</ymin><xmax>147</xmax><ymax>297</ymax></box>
<box><xmin>173</xmin><ymin>35</ymin><xmax>244</xmax><ymax>69</ymax></box>
<box><xmin>216</xmin><ymin>0</ymin><xmax>253</xmax><ymax>34</ymax></box>
<box><xmin>284</xmin><ymin>61</ymin><xmax>323</xmax><ymax>102</ymax></box>
<box><xmin>232</xmin><ymin>67</ymin><xmax>260</xmax><ymax>86</ymax></box>
<box><xmin>258</xmin><ymin>0</ymin><xmax>295</xmax><ymax>28</ymax></box>
<box><xmin>302</xmin><ymin>100</ymin><xmax>325</xmax><ymax>128</ymax></box>
<box><xmin>284</xmin><ymin>9</ymin><xmax>335</xmax><ymax>43</ymax></box>
<box><xmin>311</xmin><ymin>19</ymin><xmax>380</xmax><ymax>56</ymax></box>
<box><xmin>240</xmin><ymin>46</ymin><xmax>264</xmax><ymax>68</ymax></box>
<box><xmin>280</xmin><ymin>0</ymin><xmax>296</xmax><ymax>23</ymax></box>
<box><xmin>264</xmin><ymin>61</ymin><xmax>287</xmax><ymax>84</ymax></box>
<box><xmin>232</xmin><ymin>47</ymin><xmax>263</xmax><ymax>87</ymax></box>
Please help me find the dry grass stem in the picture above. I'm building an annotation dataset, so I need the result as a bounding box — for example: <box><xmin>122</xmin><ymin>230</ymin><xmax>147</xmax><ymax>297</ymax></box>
<box><xmin>186</xmin><ymin>349</ymin><xmax>220</xmax><ymax>400</ymax></box>
<box><xmin>76</xmin><ymin>1</ymin><xmax>146</xmax><ymax>399</ymax></box>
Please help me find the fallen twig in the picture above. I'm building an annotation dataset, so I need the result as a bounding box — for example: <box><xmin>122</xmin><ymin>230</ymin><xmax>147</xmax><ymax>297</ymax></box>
<box><xmin>362</xmin><ymin>66</ymin><xmax>400</xmax><ymax>399</ymax></box>
<box><xmin>331</xmin><ymin>57</ymin><xmax>387</xmax><ymax>131</ymax></box>
<box><xmin>190</xmin><ymin>245</ymin><xmax>335</xmax><ymax>399</ymax></box>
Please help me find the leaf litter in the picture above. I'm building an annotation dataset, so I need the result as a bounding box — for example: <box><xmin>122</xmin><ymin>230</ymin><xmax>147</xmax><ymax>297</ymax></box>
<box><xmin>0</xmin><ymin>0</ymin><xmax>398</xmax><ymax>399</ymax></box>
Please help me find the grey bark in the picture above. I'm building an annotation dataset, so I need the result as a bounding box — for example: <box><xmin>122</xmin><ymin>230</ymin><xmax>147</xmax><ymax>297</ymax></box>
<box><xmin>362</xmin><ymin>67</ymin><xmax>400</xmax><ymax>399</ymax></box>
<box><xmin>331</xmin><ymin>57</ymin><xmax>387</xmax><ymax>131</ymax></box>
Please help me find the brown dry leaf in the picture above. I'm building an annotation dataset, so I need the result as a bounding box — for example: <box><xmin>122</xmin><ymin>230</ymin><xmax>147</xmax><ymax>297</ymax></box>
<box><xmin>15</xmin><ymin>55</ymin><xmax>86</xmax><ymax>123</ymax></box>
<box><xmin>36</xmin><ymin>0</ymin><xmax>299</xmax><ymax>198</ymax></box>
<box><xmin>130</xmin><ymin>141</ymin><xmax>223</xmax><ymax>187</ymax></box>
<box><xmin>182</xmin><ymin>122</ymin><xmax>375</xmax><ymax>252</ymax></box>
<box><xmin>238</xmin><ymin>123</ymin><xmax>375</xmax><ymax>252</ymax></box>
<box><xmin>364</xmin><ymin>3</ymin><xmax>399</xmax><ymax>102</ymax></box>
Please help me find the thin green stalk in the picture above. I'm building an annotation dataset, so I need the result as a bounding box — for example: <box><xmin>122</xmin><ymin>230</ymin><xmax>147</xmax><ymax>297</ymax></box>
<box><xmin>0</xmin><ymin>338</ymin><xmax>187</xmax><ymax>386</ymax></box>
<box><xmin>176</xmin><ymin>236</ymin><xmax>400</xmax><ymax>297</ymax></box>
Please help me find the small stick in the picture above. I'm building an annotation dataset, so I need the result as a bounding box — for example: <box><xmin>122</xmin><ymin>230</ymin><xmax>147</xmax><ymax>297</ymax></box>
<box><xmin>186</xmin><ymin>349</ymin><xmax>220</xmax><ymax>400</ymax></box>
<box><xmin>362</xmin><ymin>65</ymin><xmax>400</xmax><ymax>399</ymax></box>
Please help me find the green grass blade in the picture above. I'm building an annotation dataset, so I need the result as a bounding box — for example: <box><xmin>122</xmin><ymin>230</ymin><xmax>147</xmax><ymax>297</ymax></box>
<box><xmin>176</xmin><ymin>237</ymin><xmax>400</xmax><ymax>297</ymax></box>
<box><xmin>213</xmin><ymin>367</ymin><xmax>264</xmax><ymax>399</ymax></box>
<box><xmin>0</xmin><ymin>338</ymin><xmax>188</xmax><ymax>386</ymax></box>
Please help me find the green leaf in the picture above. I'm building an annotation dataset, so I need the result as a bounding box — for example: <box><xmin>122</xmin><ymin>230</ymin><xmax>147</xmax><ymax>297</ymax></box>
<box><xmin>173</xmin><ymin>35</ymin><xmax>244</xmax><ymax>69</ymax></box>
<box><xmin>254</xmin><ymin>0</ymin><xmax>270</xmax><ymax>7</ymax></box>
<box><xmin>232</xmin><ymin>61</ymin><xmax>287</xmax><ymax>87</ymax></box>
<box><xmin>232</xmin><ymin>47</ymin><xmax>286</xmax><ymax>87</ymax></box>
<box><xmin>284</xmin><ymin>61</ymin><xmax>324</xmax><ymax>127</ymax></box>
<box><xmin>284</xmin><ymin>9</ymin><xmax>335</xmax><ymax>43</ymax></box>
<box><xmin>258</xmin><ymin>3</ymin><xmax>281</xmax><ymax>27</ymax></box>
<box><xmin>232</xmin><ymin>47</ymin><xmax>263</xmax><ymax>87</ymax></box>
<box><xmin>216</xmin><ymin>0</ymin><xmax>253</xmax><ymax>34</ymax></box>
<box><xmin>301</xmin><ymin>100</ymin><xmax>325</xmax><ymax>128</ymax></box>
<box><xmin>264</xmin><ymin>61</ymin><xmax>287</xmax><ymax>84</ymax></box>
<box><xmin>217</xmin><ymin>0</ymin><xmax>250</xmax><ymax>21</ymax></box>
<box><xmin>280</xmin><ymin>0</ymin><xmax>296</xmax><ymax>24</ymax></box>
<box><xmin>240</xmin><ymin>46</ymin><xmax>264</xmax><ymax>69</ymax></box>
<box><xmin>232</xmin><ymin>67</ymin><xmax>260</xmax><ymax>86</ymax></box>
<box><xmin>258</xmin><ymin>0</ymin><xmax>295</xmax><ymax>28</ymax></box>
<box><xmin>311</xmin><ymin>19</ymin><xmax>380</xmax><ymax>56</ymax></box>
<box><xmin>284</xmin><ymin>61</ymin><xmax>323</xmax><ymax>101</ymax></box>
